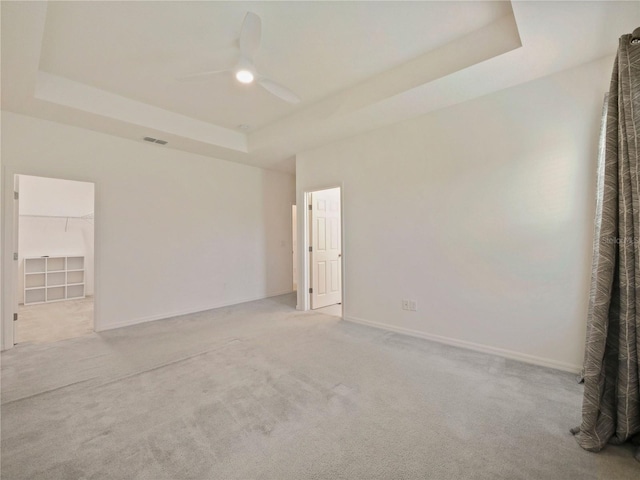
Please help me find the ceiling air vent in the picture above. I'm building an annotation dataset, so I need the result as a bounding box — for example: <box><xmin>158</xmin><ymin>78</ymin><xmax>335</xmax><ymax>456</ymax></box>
<box><xmin>143</xmin><ymin>136</ymin><xmax>168</xmax><ymax>145</ymax></box>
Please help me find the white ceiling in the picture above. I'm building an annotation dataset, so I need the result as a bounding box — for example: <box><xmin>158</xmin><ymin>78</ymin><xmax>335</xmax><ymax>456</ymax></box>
<box><xmin>2</xmin><ymin>1</ymin><xmax>639</xmax><ymax>173</ymax></box>
<box><xmin>40</xmin><ymin>1</ymin><xmax>510</xmax><ymax>131</ymax></box>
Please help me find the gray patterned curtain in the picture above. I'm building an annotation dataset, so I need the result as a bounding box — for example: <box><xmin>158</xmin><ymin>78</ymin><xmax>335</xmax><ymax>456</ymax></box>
<box><xmin>571</xmin><ymin>32</ymin><xmax>640</xmax><ymax>462</ymax></box>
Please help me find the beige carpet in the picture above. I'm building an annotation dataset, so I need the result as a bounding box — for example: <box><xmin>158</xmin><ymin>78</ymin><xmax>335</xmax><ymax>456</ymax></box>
<box><xmin>312</xmin><ymin>303</ymin><xmax>342</xmax><ymax>317</ymax></box>
<box><xmin>16</xmin><ymin>297</ymin><xmax>93</xmax><ymax>345</ymax></box>
<box><xmin>2</xmin><ymin>294</ymin><xmax>638</xmax><ymax>479</ymax></box>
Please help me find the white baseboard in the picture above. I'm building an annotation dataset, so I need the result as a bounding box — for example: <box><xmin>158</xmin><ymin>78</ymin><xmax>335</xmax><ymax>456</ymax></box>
<box><xmin>96</xmin><ymin>290</ymin><xmax>294</xmax><ymax>332</ymax></box>
<box><xmin>343</xmin><ymin>315</ymin><xmax>582</xmax><ymax>374</ymax></box>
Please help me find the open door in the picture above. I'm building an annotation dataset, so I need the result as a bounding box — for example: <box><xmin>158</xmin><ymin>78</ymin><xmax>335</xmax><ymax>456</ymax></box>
<box><xmin>310</xmin><ymin>188</ymin><xmax>341</xmax><ymax>309</ymax></box>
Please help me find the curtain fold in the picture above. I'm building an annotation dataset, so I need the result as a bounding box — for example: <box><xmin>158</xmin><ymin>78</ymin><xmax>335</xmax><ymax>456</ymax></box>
<box><xmin>572</xmin><ymin>33</ymin><xmax>640</xmax><ymax>462</ymax></box>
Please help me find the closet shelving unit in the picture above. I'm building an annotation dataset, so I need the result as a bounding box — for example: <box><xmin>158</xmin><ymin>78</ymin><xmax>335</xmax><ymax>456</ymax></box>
<box><xmin>24</xmin><ymin>256</ymin><xmax>85</xmax><ymax>305</ymax></box>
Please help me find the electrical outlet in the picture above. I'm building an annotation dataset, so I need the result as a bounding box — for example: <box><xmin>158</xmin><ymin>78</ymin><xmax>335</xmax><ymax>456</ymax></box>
<box><xmin>409</xmin><ymin>300</ymin><xmax>417</xmax><ymax>312</ymax></box>
<box><xmin>402</xmin><ymin>299</ymin><xmax>410</xmax><ymax>310</ymax></box>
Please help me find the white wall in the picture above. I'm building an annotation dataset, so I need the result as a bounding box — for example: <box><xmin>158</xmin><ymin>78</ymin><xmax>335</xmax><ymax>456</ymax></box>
<box><xmin>2</xmin><ymin>111</ymin><xmax>295</xmax><ymax>339</ymax></box>
<box><xmin>18</xmin><ymin>176</ymin><xmax>95</xmax><ymax>303</ymax></box>
<box><xmin>297</xmin><ymin>56</ymin><xmax>612</xmax><ymax>372</ymax></box>
<box><xmin>19</xmin><ymin>175</ymin><xmax>94</xmax><ymax>217</ymax></box>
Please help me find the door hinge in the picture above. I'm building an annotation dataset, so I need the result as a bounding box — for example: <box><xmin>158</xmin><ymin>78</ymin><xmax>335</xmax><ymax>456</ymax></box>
<box><xmin>309</xmin><ymin>288</ymin><xmax>313</xmax><ymax>294</ymax></box>
<box><xmin>13</xmin><ymin>252</ymin><xmax>18</xmax><ymax>261</ymax></box>
<box><xmin>14</xmin><ymin>191</ymin><xmax>19</xmax><ymax>200</ymax></box>
<box><xmin>308</xmin><ymin>204</ymin><xmax>312</xmax><ymax>210</ymax></box>
<box><xmin>13</xmin><ymin>313</ymin><xmax>18</xmax><ymax>322</ymax></box>
<box><xmin>309</xmin><ymin>246</ymin><xmax>312</xmax><ymax>253</ymax></box>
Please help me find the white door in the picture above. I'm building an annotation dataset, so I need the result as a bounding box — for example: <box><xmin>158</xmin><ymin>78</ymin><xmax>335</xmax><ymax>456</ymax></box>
<box><xmin>310</xmin><ymin>188</ymin><xmax>341</xmax><ymax>309</ymax></box>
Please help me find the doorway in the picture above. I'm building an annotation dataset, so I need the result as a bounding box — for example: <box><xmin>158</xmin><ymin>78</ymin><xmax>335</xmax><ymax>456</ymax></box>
<box><xmin>306</xmin><ymin>187</ymin><xmax>342</xmax><ymax>316</ymax></box>
<box><xmin>15</xmin><ymin>175</ymin><xmax>95</xmax><ymax>345</ymax></box>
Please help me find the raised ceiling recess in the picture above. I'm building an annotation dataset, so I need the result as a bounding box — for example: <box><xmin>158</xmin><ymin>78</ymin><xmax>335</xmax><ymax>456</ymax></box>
<box><xmin>2</xmin><ymin>1</ymin><xmax>638</xmax><ymax>172</ymax></box>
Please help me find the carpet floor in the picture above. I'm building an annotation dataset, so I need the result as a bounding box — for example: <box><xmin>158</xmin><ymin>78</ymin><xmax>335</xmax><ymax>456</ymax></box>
<box><xmin>1</xmin><ymin>294</ymin><xmax>638</xmax><ymax>479</ymax></box>
<box><xmin>16</xmin><ymin>297</ymin><xmax>94</xmax><ymax>345</ymax></box>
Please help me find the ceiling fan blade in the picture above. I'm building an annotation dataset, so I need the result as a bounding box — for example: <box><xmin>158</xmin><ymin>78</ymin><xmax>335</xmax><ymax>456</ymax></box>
<box><xmin>257</xmin><ymin>77</ymin><xmax>300</xmax><ymax>104</ymax></box>
<box><xmin>177</xmin><ymin>69</ymin><xmax>231</xmax><ymax>82</ymax></box>
<box><xmin>239</xmin><ymin>12</ymin><xmax>261</xmax><ymax>61</ymax></box>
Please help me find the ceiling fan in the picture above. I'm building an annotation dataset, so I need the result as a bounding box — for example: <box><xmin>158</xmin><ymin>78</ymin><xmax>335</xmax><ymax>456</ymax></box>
<box><xmin>179</xmin><ymin>12</ymin><xmax>301</xmax><ymax>104</ymax></box>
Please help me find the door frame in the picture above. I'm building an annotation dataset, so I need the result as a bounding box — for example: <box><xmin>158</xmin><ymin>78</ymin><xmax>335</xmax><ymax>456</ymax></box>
<box><xmin>291</xmin><ymin>204</ymin><xmax>297</xmax><ymax>292</ymax></box>
<box><xmin>299</xmin><ymin>184</ymin><xmax>345</xmax><ymax>315</ymax></box>
<box><xmin>1</xmin><ymin>166</ymin><xmax>100</xmax><ymax>350</ymax></box>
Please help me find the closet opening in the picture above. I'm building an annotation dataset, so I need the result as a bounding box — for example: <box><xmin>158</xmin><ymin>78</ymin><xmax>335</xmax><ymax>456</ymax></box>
<box><xmin>14</xmin><ymin>175</ymin><xmax>95</xmax><ymax>345</ymax></box>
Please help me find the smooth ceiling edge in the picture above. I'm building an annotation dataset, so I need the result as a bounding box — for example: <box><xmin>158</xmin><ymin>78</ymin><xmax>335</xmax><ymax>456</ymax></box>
<box><xmin>34</xmin><ymin>72</ymin><xmax>248</xmax><ymax>153</ymax></box>
<box><xmin>248</xmin><ymin>11</ymin><xmax>522</xmax><ymax>156</ymax></box>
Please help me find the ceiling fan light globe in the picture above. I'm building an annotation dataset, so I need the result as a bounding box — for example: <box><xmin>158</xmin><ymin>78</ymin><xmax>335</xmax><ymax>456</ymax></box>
<box><xmin>236</xmin><ymin>70</ymin><xmax>254</xmax><ymax>84</ymax></box>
